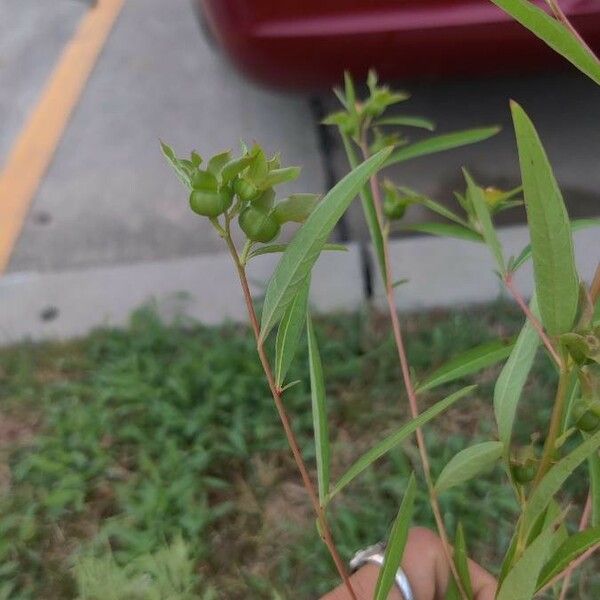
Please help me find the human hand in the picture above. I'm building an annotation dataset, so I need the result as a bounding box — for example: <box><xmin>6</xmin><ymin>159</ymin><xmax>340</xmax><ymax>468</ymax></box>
<box><xmin>321</xmin><ymin>527</ymin><xmax>497</xmax><ymax>600</ymax></box>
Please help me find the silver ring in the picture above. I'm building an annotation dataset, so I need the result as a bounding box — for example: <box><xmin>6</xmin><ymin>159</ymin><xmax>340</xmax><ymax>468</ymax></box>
<box><xmin>362</xmin><ymin>555</ymin><xmax>414</xmax><ymax>600</ymax></box>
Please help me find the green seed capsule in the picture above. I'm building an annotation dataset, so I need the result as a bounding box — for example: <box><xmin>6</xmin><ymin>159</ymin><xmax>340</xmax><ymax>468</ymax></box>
<box><xmin>511</xmin><ymin>462</ymin><xmax>537</xmax><ymax>484</ymax></box>
<box><xmin>234</xmin><ymin>177</ymin><xmax>259</xmax><ymax>202</ymax></box>
<box><xmin>239</xmin><ymin>206</ymin><xmax>280</xmax><ymax>243</ymax></box>
<box><xmin>383</xmin><ymin>195</ymin><xmax>407</xmax><ymax>220</ymax></box>
<box><xmin>577</xmin><ymin>409</ymin><xmax>600</xmax><ymax>433</ymax></box>
<box><xmin>189</xmin><ymin>188</ymin><xmax>233</xmax><ymax>217</ymax></box>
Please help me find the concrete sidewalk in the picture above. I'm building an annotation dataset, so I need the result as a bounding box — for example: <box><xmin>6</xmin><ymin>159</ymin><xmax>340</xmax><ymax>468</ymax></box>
<box><xmin>0</xmin><ymin>0</ymin><xmax>598</xmax><ymax>342</ymax></box>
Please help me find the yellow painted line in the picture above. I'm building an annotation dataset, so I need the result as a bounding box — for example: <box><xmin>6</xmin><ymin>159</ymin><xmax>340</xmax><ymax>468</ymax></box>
<box><xmin>0</xmin><ymin>0</ymin><xmax>125</xmax><ymax>273</ymax></box>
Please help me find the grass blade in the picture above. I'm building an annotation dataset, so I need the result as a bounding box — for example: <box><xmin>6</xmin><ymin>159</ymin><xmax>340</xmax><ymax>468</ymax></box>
<box><xmin>465</xmin><ymin>170</ymin><xmax>505</xmax><ymax>272</ymax></box>
<box><xmin>327</xmin><ymin>385</ymin><xmax>476</xmax><ymax>502</ymax></box>
<box><xmin>260</xmin><ymin>147</ymin><xmax>392</xmax><ymax>341</ymax></box>
<box><xmin>275</xmin><ymin>278</ymin><xmax>310</xmax><ymax>388</ymax></box>
<box><xmin>386</xmin><ymin>127</ymin><xmax>500</xmax><ymax>166</ymax></box>
<box><xmin>523</xmin><ymin>429</ymin><xmax>600</xmax><ymax>540</ymax></box>
<box><xmin>417</xmin><ymin>339</ymin><xmax>515</xmax><ymax>393</ymax></box>
<box><xmin>401</xmin><ymin>222</ymin><xmax>482</xmax><ymax>242</ymax></box>
<box><xmin>435</xmin><ymin>441</ymin><xmax>503</xmax><ymax>495</ymax></box>
<box><xmin>511</xmin><ymin>101</ymin><xmax>579</xmax><ymax>335</ymax></box>
<box><xmin>494</xmin><ymin>295</ymin><xmax>540</xmax><ymax>448</ymax></box>
<box><xmin>490</xmin><ymin>0</ymin><xmax>600</xmax><ymax>86</ymax></box>
<box><xmin>536</xmin><ymin>527</ymin><xmax>600</xmax><ymax>591</ymax></box>
<box><xmin>307</xmin><ymin>314</ymin><xmax>330</xmax><ymax>503</ymax></box>
<box><xmin>374</xmin><ymin>474</ymin><xmax>417</xmax><ymax>600</ymax></box>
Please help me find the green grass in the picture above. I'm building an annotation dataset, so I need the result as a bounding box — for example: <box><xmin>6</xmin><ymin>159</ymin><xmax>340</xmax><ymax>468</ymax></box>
<box><xmin>0</xmin><ymin>303</ymin><xmax>595</xmax><ymax>598</ymax></box>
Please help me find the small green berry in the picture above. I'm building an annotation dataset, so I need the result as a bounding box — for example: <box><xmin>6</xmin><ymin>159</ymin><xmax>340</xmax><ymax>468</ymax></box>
<box><xmin>239</xmin><ymin>206</ymin><xmax>280</xmax><ymax>243</ymax></box>
<box><xmin>189</xmin><ymin>188</ymin><xmax>233</xmax><ymax>217</ymax></box>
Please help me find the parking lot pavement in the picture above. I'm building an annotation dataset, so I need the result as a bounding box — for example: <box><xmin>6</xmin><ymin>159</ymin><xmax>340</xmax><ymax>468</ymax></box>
<box><xmin>2</xmin><ymin>0</ymin><xmax>327</xmax><ymax>274</ymax></box>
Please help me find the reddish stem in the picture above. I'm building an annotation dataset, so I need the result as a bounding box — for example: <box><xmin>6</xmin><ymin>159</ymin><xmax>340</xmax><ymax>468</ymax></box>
<box><xmin>546</xmin><ymin>0</ymin><xmax>599</xmax><ymax>60</ymax></box>
<box><xmin>359</xmin><ymin>138</ymin><xmax>467</xmax><ymax>599</ymax></box>
<box><xmin>224</xmin><ymin>235</ymin><xmax>357</xmax><ymax>600</ymax></box>
<box><xmin>557</xmin><ymin>493</ymin><xmax>592</xmax><ymax>600</ymax></box>
<box><xmin>503</xmin><ymin>273</ymin><xmax>563</xmax><ymax>369</ymax></box>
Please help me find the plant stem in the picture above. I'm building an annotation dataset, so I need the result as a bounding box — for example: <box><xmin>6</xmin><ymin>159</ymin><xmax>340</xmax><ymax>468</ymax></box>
<box><xmin>534</xmin><ymin>369</ymin><xmax>569</xmax><ymax>486</ymax></box>
<box><xmin>359</xmin><ymin>138</ymin><xmax>468</xmax><ymax>600</ymax></box>
<box><xmin>545</xmin><ymin>0</ymin><xmax>599</xmax><ymax>60</ymax></box>
<box><xmin>223</xmin><ymin>232</ymin><xmax>357</xmax><ymax>600</ymax></box>
<box><xmin>590</xmin><ymin>262</ymin><xmax>600</xmax><ymax>304</ymax></box>
<box><xmin>557</xmin><ymin>492</ymin><xmax>592</xmax><ymax>600</ymax></box>
<box><xmin>503</xmin><ymin>273</ymin><xmax>563</xmax><ymax>369</ymax></box>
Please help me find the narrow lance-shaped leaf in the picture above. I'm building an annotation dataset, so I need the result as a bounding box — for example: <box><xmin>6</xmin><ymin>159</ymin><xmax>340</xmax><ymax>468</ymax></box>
<box><xmin>402</xmin><ymin>222</ymin><xmax>483</xmax><ymax>243</ymax></box>
<box><xmin>376</xmin><ymin>115</ymin><xmax>436</xmax><ymax>131</ymax></box>
<box><xmin>497</xmin><ymin>517</ymin><xmax>564</xmax><ymax>600</ymax></box>
<box><xmin>490</xmin><ymin>0</ymin><xmax>600</xmax><ymax>86</ymax></box>
<box><xmin>160</xmin><ymin>141</ymin><xmax>192</xmax><ymax>189</ymax></box>
<box><xmin>341</xmin><ymin>132</ymin><xmax>387</xmax><ymax>282</ymax></box>
<box><xmin>327</xmin><ymin>385</ymin><xmax>476</xmax><ymax>502</ymax></box>
<box><xmin>374</xmin><ymin>474</ymin><xmax>417</xmax><ymax>600</ymax></box>
<box><xmin>273</xmin><ymin>194</ymin><xmax>320</xmax><ymax>225</ymax></box>
<box><xmin>435</xmin><ymin>441</ymin><xmax>503</xmax><ymax>495</ymax></box>
<box><xmin>523</xmin><ymin>429</ymin><xmax>600</xmax><ymax>540</ymax></box>
<box><xmin>417</xmin><ymin>339</ymin><xmax>515</xmax><ymax>393</ymax></box>
<box><xmin>511</xmin><ymin>101</ymin><xmax>579</xmax><ymax>336</ymax></box>
<box><xmin>494</xmin><ymin>295</ymin><xmax>540</xmax><ymax>448</ymax></box>
<box><xmin>465</xmin><ymin>170</ymin><xmax>505</xmax><ymax>272</ymax></box>
<box><xmin>511</xmin><ymin>218</ymin><xmax>600</xmax><ymax>272</ymax></box>
<box><xmin>307</xmin><ymin>314</ymin><xmax>330</xmax><ymax>503</ymax></box>
<box><xmin>445</xmin><ymin>524</ymin><xmax>474</xmax><ymax>600</ymax></box>
<box><xmin>536</xmin><ymin>526</ymin><xmax>600</xmax><ymax>591</ymax></box>
<box><xmin>275</xmin><ymin>278</ymin><xmax>310</xmax><ymax>388</ymax></box>
<box><xmin>248</xmin><ymin>243</ymin><xmax>346</xmax><ymax>260</ymax></box>
<box><xmin>260</xmin><ymin>146</ymin><xmax>392</xmax><ymax>341</ymax></box>
<box><xmin>386</xmin><ymin>127</ymin><xmax>500</xmax><ymax>166</ymax></box>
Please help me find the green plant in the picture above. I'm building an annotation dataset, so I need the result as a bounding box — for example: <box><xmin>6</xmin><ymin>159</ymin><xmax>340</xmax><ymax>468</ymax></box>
<box><xmin>160</xmin><ymin>14</ymin><xmax>600</xmax><ymax>595</ymax></box>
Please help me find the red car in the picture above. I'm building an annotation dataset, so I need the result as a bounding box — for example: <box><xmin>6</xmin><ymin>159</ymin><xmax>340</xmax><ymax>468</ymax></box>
<box><xmin>197</xmin><ymin>0</ymin><xmax>600</xmax><ymax>89</ymax></box>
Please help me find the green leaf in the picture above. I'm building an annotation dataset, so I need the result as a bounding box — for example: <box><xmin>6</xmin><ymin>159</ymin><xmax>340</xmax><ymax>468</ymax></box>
<box><xmin>160</xmin><ymin>141</ymin><xmax>192</xmax><ymax>189</ymax></box>
<box><xmin>494</xmin><ymin>295</ymin><xmax>540</xmax><ymax>448</ymax></box>
<box><xmin>273</xmin><ymin>194</ymin><xmax>320</xmax><ymax>224</ymax></box>
<box><xmin>248</xmin><ymin>243</ymin><xmax>346</xmax><ymax>260</ymax></box>
<box><xmin>415</xmin><ymin>195</ymin><xmax>470</xmax><ymax>227</ymax></box>
<box><xmin>401</xmin><ymin>222</ymin><xmax>483</xmax><ymax>243</ymax></box>
<box><xmin>490</xmin><ymin>0</ymin><xmax>600</xmax><ymax>86</ymax></box>
<box><xmin>221</xmin><ymin>155</ymin><xmax>252</xmax><ymax>183</ymax></box>
<box><xmin>374</xmin><ymin>474</ymin><xmax>417</xmax><ymax>600</ymax></box>
<box><xmin>376</xmin><ymin>115</ymin><xmax>436</xmax><ymax>131</ymax></box>
<box><xmin>259</xmin><ymin>146</ymin><xmax>392</xmax><ymax>341</ymax></box>
<box><xmin>464</xmin><ymin>170</ymin><xmax>505</xmax><ymax>272</ymax></box>
<box><xmin>274</xmin><ymin>278</ymin><xmax>310</xmax><ymax>388</ymax></box>
<box><xmin>417</xmin><ymin>339</ymin><xmax>515</xmax><ymax>393</ymax></box>
<box><xmin>340</xmin><ymin>132</ymin><xmax>387</xmax><ymax>282</ymax></box>
<box><xmin>523</xmin><ymin>429</ymin><xmax>600</xmax><ymax>540</ymax></box>
<box><xmin>497</xmin><ymin>518</ymin><xmax>563</xmax><ymax>600</ymax></box>
<box><xmin>307</xmin><ymin>314</ymin><xmax>330</xmax><ymax>503</ymax></box>
<box><xmin>327</xmin><ymin>385</ymin><xmax>476</xmax><ymax>502</ymax></box>
<box><xmin>207</xmin><ymin>150</ymin><xmax>232</xmax><ymax>176</ymax></box>
<box><xmin>263</xmin><ymin>166</ymin><xmax>301</xmax><ymax>188</ymax></box>
<box><xmin>536</xmin><ymin>527</ymin><xmax>600</xmax><ymax>591</ymax></box>
<box><xmin>511</xmin><ymin>218</ymin><xmax>600</xmax><ymax>272</ymax></box>
<box><xmin>445</xmin><ymin>524</ymin><xmax>474</xmax><ymax>600</ymax></box>
<box><xmin>386</xmin><ymin>127</ymin><xmax>500</xmax><ymax>166</ymax></box>
<box><xmin>435</xmin><ymin>441</ymin><xmax>503</xmax><ymax>495</ymax></box>
<box><xmin>511</xmin><ymin>101</ymin><xmax>579</xmax><ymax>336</ymax></box>
<box><xmin>344</xmin><ymin>71</ymin><xmax>356</xmax><ymax>114</ymax></box>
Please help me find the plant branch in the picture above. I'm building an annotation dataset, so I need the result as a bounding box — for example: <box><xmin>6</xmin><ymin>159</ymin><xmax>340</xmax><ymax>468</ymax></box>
<box><xmin>503</xmin><ymin>273</ymin><xmax>563</xmax><ymax>369</ymax></box>
<box><xmin>534</xmin><ymin>368</ymin><xmax>569</xmax><ymax>486</ymax></box>
<box><xmin>359</xmin><ymin>137</ymin><xmax>468</xmax><ymax>600</ymax></box>
<box><xmin>545</xmin><ymin>0</ymin><xmax>599</xmax><ymax>60</ymax></box>
<box><xmin>223</xmin><ymin>232</ymin><xmax>357</xmax><ymax>600</ymax></box>
<box><xmin>557</xmin><ymin>492</ymin><xmax>592</xmax><ymax>600</ymax></box>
